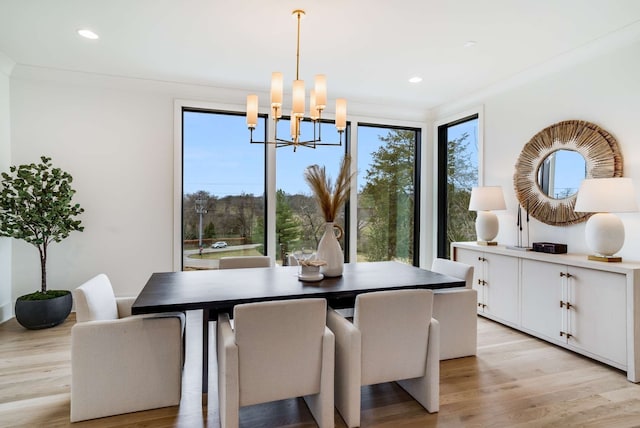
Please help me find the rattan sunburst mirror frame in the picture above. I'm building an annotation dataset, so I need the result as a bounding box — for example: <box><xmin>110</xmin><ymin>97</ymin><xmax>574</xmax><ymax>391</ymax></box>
<box><xmin>513</xmin><ymin>120</ymin><xmax>623</xmax><ymax>226</ymax></box>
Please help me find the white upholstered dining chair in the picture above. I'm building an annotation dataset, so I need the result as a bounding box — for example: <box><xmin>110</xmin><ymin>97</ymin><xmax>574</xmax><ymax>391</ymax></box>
<box><xmin>327</xmin><ymin>289</ymin><xmax>439</xmax><ymax>428</ymax></box>
<box><xmin>430</xmin><ymin>258</ymin><xmax>476</xmax><ymax>360</ymax></box>
<box><xmin>70</xmin><ymin>274</ymin><xmax>185</xmax><ymax>422</ymax></box>
<box><xmin>217</xmin><ymin>298</ymin><xmax>334</xmax><ymax>428</ymax></box>
<box><xmin>218</xmin><ymin>255</ymin><xmax>272</xmax><ymax>269</ymax></box>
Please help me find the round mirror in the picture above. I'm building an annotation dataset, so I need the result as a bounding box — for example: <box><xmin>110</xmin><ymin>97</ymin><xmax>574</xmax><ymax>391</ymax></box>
<box><xmin>536</xmin><ymin>149</ymin><xmax>587</xmax><ymax>199</ymax></box>
<box><xmin>514</xmin><ymin>120</ymin><xmax>622</xmax><ymax>226</ymax></box>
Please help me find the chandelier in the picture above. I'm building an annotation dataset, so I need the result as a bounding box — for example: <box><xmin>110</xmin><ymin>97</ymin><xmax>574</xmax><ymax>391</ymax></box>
<box><xmin>246</xmin><ymin>9</ymin><xmax>347</xmax><ymax>151</ymax></box>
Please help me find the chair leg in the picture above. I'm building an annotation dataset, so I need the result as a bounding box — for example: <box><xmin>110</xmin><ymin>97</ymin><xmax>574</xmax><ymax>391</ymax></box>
<box><xmin>397</xmin><ymin>318</ymin><xmax>440</xmax><ymax>413</ymax></box>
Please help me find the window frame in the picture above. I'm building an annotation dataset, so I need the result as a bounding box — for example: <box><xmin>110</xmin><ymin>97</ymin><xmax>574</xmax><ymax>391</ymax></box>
<box><xmin>174</xmin><ymin>100</ymin><xmax>427</xmax><ymax>271</ymax></box>
<box><xmin>435</xmin><ymin>107</ymin><xmax>483</xmax><ymax>259</ymax></box>
<box><xmin>174</xmin><ymin>100</ymin><xmax>268</xmax><ymax>271</ymax></box>
<box><xmin>356</xmin><ymin>122</ymin><xmax>422</xmax><ymax>266</ymax></box>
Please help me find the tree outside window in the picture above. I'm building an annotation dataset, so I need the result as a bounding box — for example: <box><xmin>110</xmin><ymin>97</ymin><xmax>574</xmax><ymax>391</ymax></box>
<box><xmin>357</xmin><ymin>126</ymin><xmax>419</xmax><ymax>265</ymax></box>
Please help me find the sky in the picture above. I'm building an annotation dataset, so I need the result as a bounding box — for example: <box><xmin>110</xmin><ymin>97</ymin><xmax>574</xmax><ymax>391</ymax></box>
<box><xmin>447</xmin><ymin>118</ymin><xmax>479</xmax><ymax>187</ymax></box>
<box><xmin>183</xmin><ymin>111</ymin><xmax>388</xmax><ymax>197</ymax></box>
<box><xmin>183</xmin><ymin>111</ymin><xmax>481</xmax><ymax>198</ymax></box>
<box><xmin>542</xmin><ymin>149</ymin><xmax>586</xmax><ymax>198</ymax></box>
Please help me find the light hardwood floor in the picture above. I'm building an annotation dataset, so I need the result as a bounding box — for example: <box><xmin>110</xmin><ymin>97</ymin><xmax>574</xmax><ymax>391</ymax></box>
<box><xmin>2</xmin><ymin>311</ymin><xmax>640</xmax><ymax>427</ymax></box>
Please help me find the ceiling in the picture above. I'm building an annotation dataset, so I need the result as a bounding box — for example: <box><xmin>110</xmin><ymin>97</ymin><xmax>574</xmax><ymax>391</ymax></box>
<box><xmin>1</xmin><ymin>0</ymin><xmax>640</xmax><ymax>112</ymax></box>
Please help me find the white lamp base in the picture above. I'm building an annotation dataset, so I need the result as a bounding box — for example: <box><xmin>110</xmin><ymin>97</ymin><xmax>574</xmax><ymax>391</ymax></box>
<box><xmin>476</xmin><ymin>210</ymin><xmax>499</xmax><ymax>244</ymax></box>
<box><xmin>585</xmin><ymin>212</ymin><xmax>625</xmax><ymax>261</ymax></box>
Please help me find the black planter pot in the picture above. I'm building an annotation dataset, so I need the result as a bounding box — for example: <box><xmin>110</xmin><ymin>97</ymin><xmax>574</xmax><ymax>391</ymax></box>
<box><xmin>15</xmin><ymin>291</ymin><xmax>73</xmax><ymax>330</ymax></box>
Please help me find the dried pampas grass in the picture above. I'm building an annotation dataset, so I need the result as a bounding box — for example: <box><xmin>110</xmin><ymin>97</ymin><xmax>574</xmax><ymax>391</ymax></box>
<box><xmin>304</xmin><ymin>155</ymin><xmax>354</xmax><ymax>222</ymax></box>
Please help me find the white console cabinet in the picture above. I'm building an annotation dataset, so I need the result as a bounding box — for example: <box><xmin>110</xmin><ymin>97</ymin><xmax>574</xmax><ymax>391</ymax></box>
<box><xmin>455</xmin><ymin>248</ymin><xmax>519</xmax><ymax>327</ymax></box>
<box><xmin>452</xmin><ymin>242</ymin><xmax>640</xmax><ymax>382</ymax></box>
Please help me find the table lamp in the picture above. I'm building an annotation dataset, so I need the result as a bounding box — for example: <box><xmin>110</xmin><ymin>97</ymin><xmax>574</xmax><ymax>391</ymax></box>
<box><xmin>468</xmin><ymin>186</ymin><xmax>506</xmax><ymax>245</ymax></box>
<box><xmin>574</xmin><ymin>177</ymin><xmax>638</xmax><ymax>262</ymax></box>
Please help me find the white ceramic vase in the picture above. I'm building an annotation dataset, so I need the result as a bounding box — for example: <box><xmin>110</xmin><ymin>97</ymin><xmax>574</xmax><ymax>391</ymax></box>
<box><xmin>316</xmin><ymin>222</ymin><xmax>344</xmax><ymax>277</ymax></box>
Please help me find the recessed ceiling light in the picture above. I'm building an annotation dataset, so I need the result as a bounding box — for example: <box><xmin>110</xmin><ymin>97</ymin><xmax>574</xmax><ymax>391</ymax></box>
<box><xmin>408</xmin><ymin>76</ymin><xmax>423</xmax><ymax>83</ymax></box>
<box><xmin>464</xmin><ymin>40</ymin><xmax>477</xmax><ymax>48</ymax></box>
<box><xmin>77</xmin><ymin>29</ymin><xmax>99</xmax><ymax>40</ymax></box>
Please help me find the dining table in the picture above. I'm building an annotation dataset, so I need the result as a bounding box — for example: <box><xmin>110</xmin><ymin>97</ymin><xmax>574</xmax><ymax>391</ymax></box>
<box><xmin>131</xmin><ymin>260</ymin><xmax>465</xmax><ymax>400</ymax></box>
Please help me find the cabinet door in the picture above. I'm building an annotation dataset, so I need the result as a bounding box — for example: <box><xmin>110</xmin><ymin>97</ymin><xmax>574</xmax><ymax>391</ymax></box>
<box><xmin>484</xmin><ymin>253</ymin><xmax>519</xmax><ymax>324</ymax></box>
<box><xmin>454</xmin><ymin>247</ymin><xmax>485</xmax><ymax>309</ymax></box>
<box><xmin>521</xmin><ymin>259</ymin><xmax>564</xmax><ymax>343</ymax></box>
<box><xmin>568</xmin><ymin>267</ymin><xmax>627</xmax><ymax>366</ymax></box>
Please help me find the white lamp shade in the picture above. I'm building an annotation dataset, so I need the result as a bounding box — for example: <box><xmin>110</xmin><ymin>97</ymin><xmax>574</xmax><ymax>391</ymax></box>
<box><xmin>246</xmin><ymin>95</ymin><xmax>258</xmax><ymax>128</ymax></box>
<box><xmin>574</xmin><ymin>178</ymin><xmax>638</xmax><ymax>213</ymax></box>
<box><xmin>270</xmin><ymin>72</ymin><xmax>283</xmax><ymax>107</ymax></box>
<box><xmin>309</xmin><ymin>90</ymin><xmax>319</xmax><ymax>120</ymax></box>
<box><xmin>292</xmin><ymin>80</ymin><xmax>305</xmax><ymax>117</ymax></box>
<box><xmin>335</xmin><ymin>98</ymin><xmax>347</xmax><ymax>131</ymax></box>
<box><xmin>314</xmin><ymin>74</ymin><xmax>327</xmax><ymax>109</ymax></box>
<box><xmin>468</xmin><ymin>186</ymin><xmax>506</xmax><ymax>211</ymax></box>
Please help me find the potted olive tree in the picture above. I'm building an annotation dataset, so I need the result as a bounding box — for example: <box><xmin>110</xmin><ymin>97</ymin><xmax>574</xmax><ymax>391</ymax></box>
<box><xmin>0</xmin><ymin>156</ymin><xmax>84</xmax><ymax>329</ymax></box>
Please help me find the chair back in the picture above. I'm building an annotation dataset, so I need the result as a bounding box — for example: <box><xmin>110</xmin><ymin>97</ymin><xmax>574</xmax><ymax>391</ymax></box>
<box><xmin>431</xmin><ymin>258</ymin><xmax>474</xmax><ymax>289</ymax></box>
<box><xmin>218</xmin><ymin>256</ymin><xmax>272</xmax><ymax>269</ymax></box>
<box><xmin>73</xmin><ymin>274</ymin><xmax>119</xmax><ymax>322</ymax></box>
<box><xmin>233</xmin><ymin>298</ymin><xmax>327</xmax><ymax>406</ymax></box>
<box><xmin>354</xmin><ymin>289</ymin><xmax>434</xmax><ymax>386</ymax></box>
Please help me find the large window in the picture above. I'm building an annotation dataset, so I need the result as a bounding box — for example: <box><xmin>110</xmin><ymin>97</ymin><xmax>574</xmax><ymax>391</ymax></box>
<box><xmin>357</xmin><ymin>124</ymin><xmax>420</xmax><ymax>265</ymax></box>
<box><xmin>275</xmin><ymin>118</ymin><xmax>349</xmax><ymax>264</ymax></box>
<box><xmin>182</xmin><ymin>109</ymin><xmax>266</xmax><ymax>270</ymax></box>
<box><xmin>437</xmin><ymin>114</ymin><xmax>479</xmax><ymax>258</ymax></box>
<box><xmin>180</xmin><ymin>107</ymin><xmax>426</xmax><ymax>269</ymax></box>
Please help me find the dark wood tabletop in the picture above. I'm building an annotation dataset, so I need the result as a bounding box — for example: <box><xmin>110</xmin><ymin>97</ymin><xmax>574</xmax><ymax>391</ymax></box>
<box><xmin>132</xmin><ymin>260</ymin><xmax>465</xmax><ymax>315</ymax></box>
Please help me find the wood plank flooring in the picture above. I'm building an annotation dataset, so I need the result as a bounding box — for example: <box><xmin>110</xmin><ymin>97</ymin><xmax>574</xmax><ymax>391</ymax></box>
<box><xmin>2</xmin><ymin>311</ymin><xmax>640</xmax><ymax>427</ymax></box>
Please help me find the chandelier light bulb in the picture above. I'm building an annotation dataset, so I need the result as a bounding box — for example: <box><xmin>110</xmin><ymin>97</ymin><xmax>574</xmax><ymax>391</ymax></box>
<box><xmin>270</xmin><ymin>72</ymin><xmax>283</xmax><ymax>107</ymax></box>
<box><xmin>246</xmin><ymin>95</ymin><xmax>258</xmax><ymax>129</ymax></box>
<box><xmin>314</xmin><ymin>75</ymin><xmax>327</xmax><ymax>109</ymax></box>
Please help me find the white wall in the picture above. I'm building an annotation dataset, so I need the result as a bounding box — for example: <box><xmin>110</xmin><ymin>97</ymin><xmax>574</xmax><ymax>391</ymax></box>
<box><xmin>0</xmin><ymin>52</ymin><xmax>14</xmax><ymax>322</ymax></box>
<box><xmin>437</xmin><ymin>38</ymin><xmax>640</xmax><ymax>259</ymax></box>
<box><xmin>10</xmin><ymin>70</ymin><xmax>179</xmax><ymax>298</ymax></box>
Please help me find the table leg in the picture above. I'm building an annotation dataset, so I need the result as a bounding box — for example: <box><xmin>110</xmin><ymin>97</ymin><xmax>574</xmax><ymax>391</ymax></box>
<box><xmin>202</xmin><ymin>308</ymin><xmax>210</xmax><ymax>404</ymax></box>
